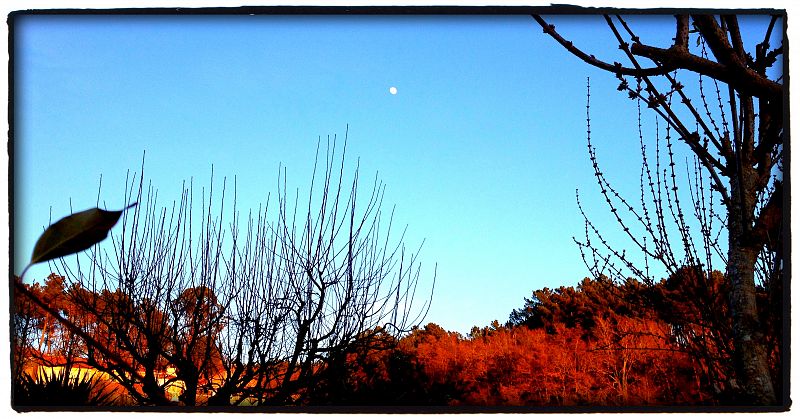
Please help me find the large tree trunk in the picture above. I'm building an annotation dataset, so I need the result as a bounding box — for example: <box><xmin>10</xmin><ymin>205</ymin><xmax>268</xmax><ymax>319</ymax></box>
<box><xmin>728</xmin><ymin>172</ymin><xmax>776</xmax><ymax>405</ymax></box>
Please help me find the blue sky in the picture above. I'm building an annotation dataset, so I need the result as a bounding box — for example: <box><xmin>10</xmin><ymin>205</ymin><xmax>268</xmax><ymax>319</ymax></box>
<box><xmin>12</xmin><ymin>13</ymin><xmax>780</xmax><ymax>334</ymax></box>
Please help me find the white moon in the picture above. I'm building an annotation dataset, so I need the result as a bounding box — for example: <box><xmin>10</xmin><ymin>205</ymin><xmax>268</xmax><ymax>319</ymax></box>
<box><xmin>389</xmin><ymin>86</ymin><xmax>398</xmax><ymax>95</ymax></box>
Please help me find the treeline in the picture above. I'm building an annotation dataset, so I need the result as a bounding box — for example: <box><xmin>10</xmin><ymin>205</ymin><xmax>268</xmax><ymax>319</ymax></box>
<box><xmin>14</xmin><ymin>266</ymin><xmax>780</xmax><ymax>407</ymax></box>
<box><xmin>308</xmin><ymin>267</ymin><xmax>781</xmax><ymax>406</ymax></box>
<box><xmin>12</xmin><ymin>272</ymin><xmax>413</xmax><ymax>407</ymax></box>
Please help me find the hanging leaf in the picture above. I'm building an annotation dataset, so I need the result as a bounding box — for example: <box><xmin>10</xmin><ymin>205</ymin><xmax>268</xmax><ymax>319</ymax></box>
<box><xmin>24</xmin><ymin>203</ymin><xmax>137</xmax><ymax>272</ymax></box>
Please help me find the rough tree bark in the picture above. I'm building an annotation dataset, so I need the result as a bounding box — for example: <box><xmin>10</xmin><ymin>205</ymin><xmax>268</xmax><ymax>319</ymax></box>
<box><xmin>534</xmin><ymin>13</ymin><xmax>785</xmax><ymax>405</ymax></box>
<box><xmin>728</xmin><ymin>164</ymin><xmax>776</xmax><ymax>404</ymax></box>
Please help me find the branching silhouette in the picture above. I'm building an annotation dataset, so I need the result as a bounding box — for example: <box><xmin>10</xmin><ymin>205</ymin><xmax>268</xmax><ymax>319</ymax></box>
<box><xmin>14</xmin><ymin>131</ymin><xmax>435</xmax><ymax>406</ymax></box>
<box><xmin>534</xmin><ymin>14</ymin><xmax>784</xmax><ymax>405</ymax></box>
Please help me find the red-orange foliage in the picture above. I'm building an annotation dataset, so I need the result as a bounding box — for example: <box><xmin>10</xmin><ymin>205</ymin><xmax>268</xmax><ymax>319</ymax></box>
<box><xmin>328</xmin><ymin>275</ymin><xmax>735</xmax><ymax>406</ymax></box>
<box><xmin>382</xmin><ymin>318</ymin><xmax>708</xmax><ymax>406</ymax></box>
<box><xmin>15</xmin><ymin>273</ymin><xmax>759</xmax><ymax>406</ymax></box>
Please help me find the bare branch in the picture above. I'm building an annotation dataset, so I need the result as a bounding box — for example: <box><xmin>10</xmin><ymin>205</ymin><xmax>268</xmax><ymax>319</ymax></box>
<box><xmin>604</xmin><ymin>15</ymin><xmax>731</xmax><ymax>203</ymax></box>
<box><xmin>631</xmin><ymin>43</ymin><xmax>781</xmax><ymax>100</ymax></box>
<box><xmin>688</xmin><ymin>15</ymin><xmax>781</xmax><ymax>100</ymax></box>
<box><xmin>748</xmin><ymin>181</ymin><xmax>782</xmax><ymax>250</ymax></box>
<box><xmin>532</xmin><ymin>15</ymin><xmax>676</xmax><ymax>77</ymax></box>
<box><xmin>674</xmin><ymin>15</ymin><xmax>690</xmax><ymax>51</ymax></box>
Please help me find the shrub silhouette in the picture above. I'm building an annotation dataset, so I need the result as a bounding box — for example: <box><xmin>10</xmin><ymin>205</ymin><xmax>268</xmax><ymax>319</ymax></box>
<box><xmin>14</xmin><ymin>367</ymin><xmax>118</xmax><ymax>408</ymax></box>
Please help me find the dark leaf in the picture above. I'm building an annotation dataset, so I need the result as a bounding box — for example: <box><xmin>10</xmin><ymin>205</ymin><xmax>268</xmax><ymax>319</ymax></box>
<box><xmin>29</xmin><ymin>203</ymin><xmax>137</xmax><ymax>266</ymax></box>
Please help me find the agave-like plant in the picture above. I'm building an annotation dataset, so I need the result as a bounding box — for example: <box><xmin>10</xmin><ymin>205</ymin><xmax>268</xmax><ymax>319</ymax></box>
<box><xmin>13</xmin><ymin>366</ymin><xmax>119</xmax><ymax>408</ymax></box>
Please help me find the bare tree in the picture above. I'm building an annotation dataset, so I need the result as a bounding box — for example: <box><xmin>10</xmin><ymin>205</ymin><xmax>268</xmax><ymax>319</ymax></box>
<box><xmin>210</xmin><ymin>134</ymin><xmax>435</xmax><ymax>406</ymax></box>
<box><xmin>533</xmin><ymin>13</ymin><xmax>784</xmax><ymax>405</ymax></box>
<box><xmin>40</xmin><ymin>131</ymin><xmax>434</xmax><ymax>406</ymax></box>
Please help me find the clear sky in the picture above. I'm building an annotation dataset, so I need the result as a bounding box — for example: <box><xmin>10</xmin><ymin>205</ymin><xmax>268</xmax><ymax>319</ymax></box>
<box><xmin>11</xmin><ymin>12</ymin><xmax>780</xmax><ymax>335</ymax></box>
